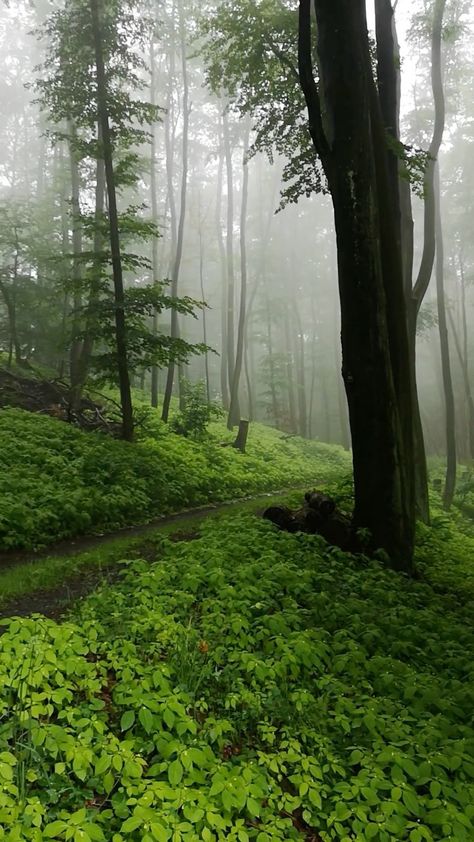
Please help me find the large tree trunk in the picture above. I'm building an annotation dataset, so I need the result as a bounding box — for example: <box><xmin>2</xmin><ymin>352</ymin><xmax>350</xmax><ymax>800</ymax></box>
<box><xmin>435</xmin><ymin>165</ymin><xmax>456</xmax><ymax>507</ymax></box>
<box><xmin>162</xmin><ymin>0</ymin><xmax>190</xmax><ymax>423</ymax></box>
<box><xmin>299</xmin><ymin>0</ymin><xmax>415</xmax><ymax>569</ymax></box>
<box><xmin>375</xmin><ymin>0</ymin><xmax>430</xmax><ymax>523</ymax></box>
<box><xmin>228</xmin><ymin>123</ymin><xmax>250</xmax><ymax>429</ymax></box>
<box><xmin>91</xmin><ymin>0</ymin><xmax>133</xmax><ymax>441</ymax></box>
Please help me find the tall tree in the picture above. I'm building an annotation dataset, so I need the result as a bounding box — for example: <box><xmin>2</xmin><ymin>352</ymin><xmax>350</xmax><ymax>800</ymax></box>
<box><xmin>90</xmin><ymin>0</ymin><xmax>133</xmax><ymax>440</ymax></box>
<box><xmin>435</xmin><ymin>163</ymin><xmax>457</xmax><ymax>506</ymax></box>
<box><xmin>228</xmin><ymin>122</ymin><xmax>250</xmax><ymax>429</ymax></box>
<box><xmin>162</xmin><ymin>0</ymin><xmax>191</xmax><ymax>423</ymax></box>
<box><xmin>298</xmin><ymin>0</ymin><xmax>415</xmax><ymax>568</ymax></box>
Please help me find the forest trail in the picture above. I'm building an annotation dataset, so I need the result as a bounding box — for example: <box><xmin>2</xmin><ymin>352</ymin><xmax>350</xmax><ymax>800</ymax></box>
<box><xmin>0</xmin><ymin>486</ymin><xmax>306</xmax><ymax>623</ymax></box>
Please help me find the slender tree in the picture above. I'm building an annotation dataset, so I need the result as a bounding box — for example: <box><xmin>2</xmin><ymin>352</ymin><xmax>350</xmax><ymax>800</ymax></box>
<box><xmin>162</xmin><ymin>0</ymin><xmax>191</xmax><ymax>422</ymax></box>
<box><xmin>228</xmin><ymin>122</ymin><xmax>250</xmax><ymax>429</ymax></box>
<box><xmin>90</xmin><ymin>0</ymin><xmax>133</xmax><ymax>440</ymax></box>
<box><xmin>435</xmin><ymin>164</ymin><xmax>456</xmax><ymax>506</ymax></box>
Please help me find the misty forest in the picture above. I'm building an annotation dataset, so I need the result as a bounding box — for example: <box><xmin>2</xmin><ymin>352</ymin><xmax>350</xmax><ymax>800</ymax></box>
<box><xmin>1</xmin><ymin>0</ymin><xmax>474</xmax><ymax>839</ymax></box>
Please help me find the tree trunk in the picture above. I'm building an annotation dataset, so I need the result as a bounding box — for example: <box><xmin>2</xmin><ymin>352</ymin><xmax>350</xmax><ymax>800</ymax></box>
<box><xmin>71</xmin><ymin>135</ymin><xmax>106</xmax><ymax>409</ymax></box>
<box><xmin>150</xmin><ymin>37</ymin><xmax>160</xmax><ymax>409</ymax></box>
<box><xmin>299</xmin><ymin>0</ymin><xmax>415</xmax><ymax>569</ymax></box>
<box><xmin>435</xmin><ymin>165</ymin><xmax>456</xmax><ymax>508</ymax></box>
<box><xmin>215</xmin><ymin>118</ymin><xmax>229</xmax><ymax>410</ymax></box>
<box><xmin>222</xmin><ymin>110</ymin><xmax>237</xmax><ymax>422</ymax></box>
<box><xmin>284</xmin><ymin>307</ymin><xmax>298</xmax><ymax>434</ymax></box>
<box><xmin>162</xmin><ymin>0</ymin><xmax>190</xmax><ymax>423</ymax></box>
<box><xmin>233</xmin><ymin>419</ymin><xmax>249</xmax><ymax>453</ymax></box>
<box><xmin>90</xmin><ymin>0</ymin><xmax>133</xmax><ymax>441</ymax></box>
<box><xmin>375</xmin><ymin>0</ymin><xmax>430</xmax><ymax>523</ymax></box>
<box><xmin>198</xmin><ymin>221</ymin><xmax>211</xmax><ymax>404</ymax></box>
<box><xmin>68</xmin><ymin>123</ymin><xmax>83</xmax><ymax>385</ymax></box>
<box><xmin>228</xmin><ymin>123</ymin><xmax>250</xmax><ymax>429</ymax></box>
<box><xmin>293</xmin><ymin>300</ymin><xmax>307</xmax><ymax>439</ymax></box>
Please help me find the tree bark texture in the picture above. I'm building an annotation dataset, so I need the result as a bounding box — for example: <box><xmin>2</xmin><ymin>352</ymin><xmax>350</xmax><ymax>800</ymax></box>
<box><xmin>298</xmin><ymin>0</ymin><xmax>415</xmax><ymax>569</ymax></box>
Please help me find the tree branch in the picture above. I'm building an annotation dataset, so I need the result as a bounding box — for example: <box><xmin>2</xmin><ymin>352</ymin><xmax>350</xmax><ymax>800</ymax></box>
<box><xmin>297</xmin><ymin>0</ymin><xmax>328</xmax><ymax>161</ymax></box>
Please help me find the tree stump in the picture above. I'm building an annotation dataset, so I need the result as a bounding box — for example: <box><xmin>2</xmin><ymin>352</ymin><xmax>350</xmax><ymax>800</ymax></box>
<box><xmin>233</xmin><ymin>419</ymin><xmax>249</xmax><ymax>453</ymax></box>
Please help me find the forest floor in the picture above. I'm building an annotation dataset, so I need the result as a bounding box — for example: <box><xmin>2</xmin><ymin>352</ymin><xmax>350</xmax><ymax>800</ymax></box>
<box><xmin>1</xmin><ymin>505</ymin><xmax>473</xmax><ymax>841</ymax></box>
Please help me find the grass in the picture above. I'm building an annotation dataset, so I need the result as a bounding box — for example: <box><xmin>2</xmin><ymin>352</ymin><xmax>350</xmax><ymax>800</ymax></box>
<box><xmin>0</xmin><ymin>510</ymin><xmax>473</xmax><ymax>841</ymax></box>
<box><xmin>0</xmin><ymin>406</ymin><xmax>350</xmax><ymax>551</ymax></box>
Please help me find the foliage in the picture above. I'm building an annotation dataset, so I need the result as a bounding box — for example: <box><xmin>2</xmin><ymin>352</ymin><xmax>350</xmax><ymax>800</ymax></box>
<box><xmin>170</xmin><ymin>380</ymin><xmax>223</xmax><ymax>439</ymax></box>
<box><xmin>84</xmin><ymin>282</ymin><xmax>208</xmax><ymax>384</ymax></box>
<box><xmin>0</xmin><ymin>406</ymin><xmax>350</xmax><ymax>550</ymax></box>
<box><xmin>0</xmin><ymin>512</ymin><xmax>474</xmax><ymax>840</ymax></box>
<box><xmin>199</xmin><ymin>0</ymin><xmax>326</xmax><ymax>208</ymax></box>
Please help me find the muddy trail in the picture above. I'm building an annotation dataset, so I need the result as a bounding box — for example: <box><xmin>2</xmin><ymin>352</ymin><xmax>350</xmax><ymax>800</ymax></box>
<box><xmin>0</xmin><ymin>487</ymin><xmax>305</xmax><ymax>624</ymax></box>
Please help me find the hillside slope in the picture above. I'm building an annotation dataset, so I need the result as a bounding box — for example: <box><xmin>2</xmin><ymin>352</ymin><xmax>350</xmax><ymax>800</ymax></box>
<box><xmin>0</xmin><ymin>408</ymin><xmax>350</xmax><ymax>550</ymax></box>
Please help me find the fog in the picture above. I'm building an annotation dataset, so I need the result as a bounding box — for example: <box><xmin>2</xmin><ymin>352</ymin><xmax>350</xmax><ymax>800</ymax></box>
<box><xmin>0</xmin><ymin>0</ymin><xmax>473</xmax><ymax>459</ymax></box>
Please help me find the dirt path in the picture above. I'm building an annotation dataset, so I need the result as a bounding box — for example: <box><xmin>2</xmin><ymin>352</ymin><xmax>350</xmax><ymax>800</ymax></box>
<box><xmin>0</xmin><ymin>487</ymin><xmax>304</xmax><ymax>572</ymax></box>
<box><xmin>0</xmin><ymin>487</ymin><xmax>304</xmax><ymax>623</ymax></box>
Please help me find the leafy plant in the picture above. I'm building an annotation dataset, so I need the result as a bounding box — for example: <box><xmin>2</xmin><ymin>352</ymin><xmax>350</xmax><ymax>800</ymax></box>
<box><xmin>170</xmin><ymin>380</ymin><xmax>223</xmax><ymax>439</ymax></box>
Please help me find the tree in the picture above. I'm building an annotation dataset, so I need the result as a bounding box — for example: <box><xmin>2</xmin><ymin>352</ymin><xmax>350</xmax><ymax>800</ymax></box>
<box><xmin>162</xmin><ymin>0</ymin><xmax>192</xmax><ymax>423</ymax></box>
<box><xmin>227</xmin><ymin>121</ymin><xmax>250</xmax><ymax>430</ymax></box>
<box><xmin>90</xmin><ymin>0</ymin><xmax>133</xmax><ymax>440</ymax></box>
<box><xmin>297</xmin><ymin>0</ymin><xmax>415</xmax><ymax>568</ymax></box>
<box><xmin>36</xmin><ymin>0</ymin><xmax>206</xmax><ymax>434</ymax></box>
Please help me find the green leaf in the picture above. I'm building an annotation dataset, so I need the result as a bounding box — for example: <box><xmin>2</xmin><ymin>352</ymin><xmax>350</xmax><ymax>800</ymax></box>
<box><xmin>247</xmin><ymin>798</ymin><xmax>261</xmax><ymax>817</ymax></box>
<box><xmin>120</xmin><ymin>710</ymin><xmax>136</xmax><ymax>732</ymax></box>
<box><xmin>95</xmin><ymin>755</ymin><xmax>111</xmax><ymax>776</ymax></box>
<box><xmin>121</xmin><ymin>817</ymin><xmax>143</xmax><ymax>833</ymax></box>
<box><xmin>365</xmin><ymin>824</ymin><xmax>379</xmax><ymax>839</ymax></box>
<box><xmin>43</xmin><ymin>823</ymin><xmax>69</xmax><ymax>838</ymax></box>
<box><xmin>403</xmin><ymin>789</ymin><xmax>421</xmax><ymax>816</ymax></box>
<box><xmin>139</xmin><ymin>707</ymin><xmax>154</xmax><ymax>734</ymax></box>
<box><xmin>430</xmin><ymin>781</ymin><xmax>441</xmax><ymax>799</ymax></box>
<box><xmin>168</xmin><ymin>759</ymin><xmax>183</xmax><ymax>786</ymax></box>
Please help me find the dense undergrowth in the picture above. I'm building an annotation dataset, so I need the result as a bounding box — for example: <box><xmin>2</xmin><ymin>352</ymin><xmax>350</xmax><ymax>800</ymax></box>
<box><xmin>1</xmin><ymin>513</ymin><xmax>473</xmax><ymax>841</ymax></box>
<box><xmin>0</xmin><ymin>407</ymin><xmax>349</xmax><ymax>550</ymax></box>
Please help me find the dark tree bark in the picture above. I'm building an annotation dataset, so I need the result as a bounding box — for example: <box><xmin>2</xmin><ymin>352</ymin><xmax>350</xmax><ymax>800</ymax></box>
<box><xmin>375</xmin><ymin>0</ymin><xmax>430</xmax><ymax>523</ymax></box>
<box><xmin>298</xmin><ymin>0</ymin><xmax>415</xmax><ymax>569</ymax></box>
<box><xmin>228</xmin><ymin>123</ymin><xmax>250</xmax><ymax>429</ymax></box>
<box><xmin>435</xmin><ymin>165</ymin><xmax>456</xmax><ymax>508</ymax></box>
<box><xmin>90</xmin><ymin>0</ymin><xmax>133</xmax><ymax>441</ymax></box>
<box><xmin>162</xmin><ymin>0</ymin><xmax>190</xmax><ymax>423</ymax></box>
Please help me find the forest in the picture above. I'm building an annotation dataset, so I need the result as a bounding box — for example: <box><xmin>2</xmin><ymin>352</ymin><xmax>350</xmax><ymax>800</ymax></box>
<box><xmin>0</xmin><ymin>0</ymin><xmax>473</xmax><ymax>839</ymax></box>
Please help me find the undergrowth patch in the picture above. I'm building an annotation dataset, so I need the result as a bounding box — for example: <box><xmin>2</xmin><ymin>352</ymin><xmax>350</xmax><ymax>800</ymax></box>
<box><xmin>0</xmin><ymin>408</ymin><xmax>349</xmax><ymax>550</ymax></box>
<box><xmin>0</xmin><ymin>514</ymin><xmax>473</xmax><ymax>840</ymax></box>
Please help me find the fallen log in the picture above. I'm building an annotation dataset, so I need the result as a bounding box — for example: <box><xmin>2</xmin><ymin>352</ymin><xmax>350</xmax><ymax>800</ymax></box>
<box><xmin>263</xmin><ymin>489</ymin><xmax>356</xmax><ymax>552</ymax></box>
